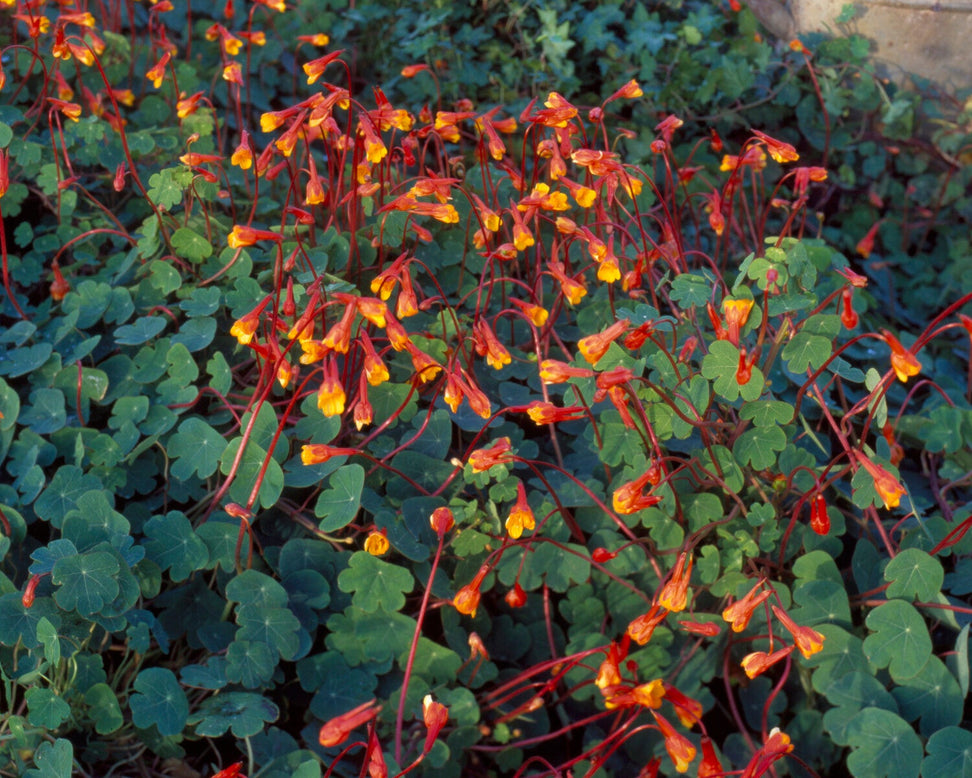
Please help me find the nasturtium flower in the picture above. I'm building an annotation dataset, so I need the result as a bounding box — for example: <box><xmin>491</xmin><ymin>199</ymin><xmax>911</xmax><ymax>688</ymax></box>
<box><xmin>752</xmin><ymin>129</ymin><xmax>799</xmax><ymax>163</ymax></box>
<box><xmin>613</xmin><ymin>472</ymin><xmax>662</xmax><ymax>515</ymax></box>
<box><xmin>854</xmin><ymin>451</ymin><xmax>906</xmax><ymax>509</ymax></box>
<box><xmin>468</xmin><ymin>438</ymin><xmax>513</xmax><ymax>472</ymax></box>
<box><xmin>421</xmin><ymin>695</ymin><xmax>448</xmax><ymax>755</ymax></box>
<box><xmin>698</xmin><ymin>736</ymin><xmax>722</xmax><ymax>778</ymax></box>
<box><xmin>578</xmin><ymin>319</ymin><xmax>629</xmax><ymax>365</ymax></box>
<box><xmin>48</xmin><ymin>97</ymin><xmax>82</xmax><ymax>121</ymax></box>
<box><xmin>229</xmin><ymin>296</ymin><xmax>271</xmax><ymax>345</ymax></box>
<box><xmin>772</xmin><ymin>606</ymin><xmax>825</xmax><ymax>659</ymax></box>
<box><xmin>405</xmin><ymin>342</ymin><xmax>442</xmax><ymax>382</ymax></box>
<box><xmin>317</xmin><ymin>357</ymin><xmax>346</xmax><ymax>417</ymax></box>
<box><xmin>657</xmin><ymin>553</ymin><xmax>693</xmax><ymax>613</ymax></box>
<box><xmin>429</xmin><ymin>507</ymin><xmax>454</xmax><ymax>536</ymax></box>
<box><xmin>145</xmin><ymin>52</ymin><xmax>171</xmax><ymax>88</ymax></box>
<box><xmin>505</xmin><ymin>481</ymin><xmax>535</xmax><ymax>540</ymax></box>
<box><xmin>631</xmin><ymin>679</ymin><xmax>665</xmax><ymax>709</ymax></box>
<box><xmin>472</xmin><ymin>319</ymin><xmax>511</xmax><ymax>370</ymax></box>
<box><xmin>50</xmin><ymin>260</ymin><xmax>71</xmax><ymax>301</ymax></box>
<box><xmin>722</xmin><ymin>580</ymin><xmax>771</xmax><ymax>632</ymax></box>
<box><xmin>454</xmin><ymin>565</ymin><xmax>488</xmax><ymax>617</ymax></box>
<box><xmin>652</xmin><ymin>711</ymin><xmax>696</xmax><ymax>773</ymax></box>
<box><xmin>810</xmin><ymin>493</ymin><xmax>830</xmax><ymax>534</ymax></box>
<box><xmin>504</xmin><ymin>582</ymin><xmax>527</xmax><ymax>608</ymax></box>
<box><xmin>539</xmin><ymin>360</ymin><xmax>594</xmax><ymax>384</ymax></box>
<box><xmin>627</xmin><ymin>604</ymin><xmax>666</xmax><ymax>645</ymax></box>
<box><xmin>509</xmin><ymin>298</ymin><xmax>548</xmax><ymax>327</ymax></box>
<box><xmin>364</xmin><ymin>529</ymin><xmax>389</xmax><ymax>556</ymax></box>
<box><xmin>524</xmin><ymin>401</ymin><xmax>586</xmax><ymax>425</ymax></box>
<box><xmin>742</xmin><ymin>727</ymin><xmax>794</xmax><ymax>778</ymax></box>
<box><xmin>663</xmin><ymin>683</ymin><xmax>702</xmax><ymax>728</ymax></box>
<box><xmin>722</xmin><ymin>297</ymin><xmax>754</xmax><ymax>345</ymax></box>
<box><xmin>318</xmin><ymin>700</ymin><xmax>381</xmax><ymax>748</ymax></box>
<box><xmin>741</xmin><ymin>646</ymin><xmax>794</xmax><ymax>679</ymax></box>
<box><xmin>881</xmin><ymin>329</ymin><xmax>921</xmax><ymax>382</ymax></box>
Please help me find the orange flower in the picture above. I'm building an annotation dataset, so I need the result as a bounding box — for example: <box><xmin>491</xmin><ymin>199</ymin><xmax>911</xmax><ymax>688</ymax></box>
<box><xmin>856</xmin><ymin>220</ymin><xmax>880</xmax><ymax>258</ymax></box>
<box><xmin>473</xmin><ymin>319</ymin><xmax>511</xmax><ymax>370</ymax></box>
<box><xmin>405</xmin><ymin>343</ymin><xmax>442</xmax><ymax>383</ymax></box>
<box><xmin>303</xmin><ymin>50</ymin><xmax>346</xmax><ymax>84</ymax></box>
<box><xmin>231</xmin><ymin>131</ymin><xmax>254</xmax><ymax>170</ymax></box>
<box><xmin>741</xmin><ymin>646</ymin><xmax>794</xmax><ymax>679</ymax></box>
<box><xmin>606</xmin><ymin>79</ymin><xmax>643</xmax><ymax>103</ymax></box>
<box><xmin>722</xmin><ymin>580</ymin><xmax>771</xmax><ymax>632</ymax></box>
<box><xmin>627</xmin><ymin>604</ymin><xmax>667</xmax><ymax>646</ymax></box>
<box><xmin>840</xmin><ymin>286</ymin><xmax>858</xmax><ymax>329</ymax></box>
<box><xmin>854</xmin><ymin>452</ymin><xmax>906</xmax><ymax>509</ymax></box>
<box><xmin>524</xmin><ymin>401</ymin><xmax>586</xmax><ymax>425</ymax></box>
<box><xmin>751</xmin><ymin>129</ymin><xmax>799</xmax><ymax>164</ymax></box>
<box><xmin>364</xmin><ymin>529</ymin><xmax>389</xmax><ymax>556</ymax></box>
<box><xmin>578</xmin><ymin>319</ymin><xmax>629</xmax><ymax>365</ymax></box>
<box><xmin>510</xmin><ymin>298</ymin><xmax>548</xmax><ymax>327</ymax></box>
<box><xmin>229</xmin><ymin>296</ymin><xmax>271</xmax><ymax>345</ymax></box>
<box><xmin>539</xmin><ymin>360</ymin><xmax>594</xmax><ymax>384</ymax></box>
<box><xmin>145</xmin><ymin>52</ymin><xmax>171</xmax><ymax>88</ymax></box>
<box><xmin>533</xmin><ymin>91</ymin><xmax>578</xmax><ymax>128</ymax></box>
<box><xmin>772</xmin><ymin>606</ymin><xmax>825</xmax><ymax>659</ymax></box>
<box><xmin>881</xmin><ymin>329</ymin><xmax>921</xmax><ymax>382</ymax></box>
<box><xmin>652</xmin><ymin>711</ymin><xmax>696</xmax><ymax>773</ymax></box>
<box><xmin>319</xmin><ymin>700</ymin><xmax>381</xmax><ymax>747</ymax></box>
<box><xmin>722</xmin><ymin>298</ymin><xmax>754</xmax><ymax>345</ymax></box>
<box><xmin>505</xmin><ymin>481</ymin><xmax>535</xmax><ymax>539</ymax></box>
<box><xmin>47</xmin><ymin>98</ymin><xmax>81</xmax><ymax>121</ymax></box>
<box><xmin>227</xmin><ymin>225</ymin><xmax>282</xmax><ymax>248</ymax></box>
<box><xmin>322</xmin><ymin>301</ymin><xmax>357</xmax><ymax>354</ymax></box>
<box><xmin>657</xmin><ymin>552</ymin><xmax>693</xmax><ymax>613</ymax></box>
<box><xmin>301</xmin><ymin>444</ymin><xmax>358</xmax><ymax>466</ymax></box>
<box><xmin>317</xmin><ymin>357</ymin><xmax>346</xmax><ymax>417</ymax></box>
<box><xmin>468</xmin><ymin>438</ymin><xmax>513</xmax><ymax>472</ymax></box>
<box><xmin>547</xmin><ymin>261</ymin><xmax>587</xmax><ymax>305</ymax></box>
<box><xmin>612</xmin><ymin>471</ymin><xmax>662</xmax><ymax>515</ymax></box>
<box><xmin>454</xmin><ymin>564</ymin><xmax>489</xmax><ymax>617</ymax></box>
<box><xmin>742</xmin><ymin>727</ymin><xmax>794</xmax><ymax>778</ymax></box>
<box><xmin>421</xmin><ymin>695</ymin><xmax>448</xmax><ymax>755</ymax></box>
<box><xmin>662</xmin><ymin>683</ymin><xmax>702</xmax><ymax>728</ymax></box>
<box><xmin>505</xmin><ymin>582</ymin><xmax>527</xmax><ymax>608</ymax></box>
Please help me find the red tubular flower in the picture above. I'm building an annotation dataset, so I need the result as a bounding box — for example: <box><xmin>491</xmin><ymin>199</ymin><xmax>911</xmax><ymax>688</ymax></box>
<box><xmin>145</xmin><ymin>52</ymin><xmax>171</xmax><ymax>88</ymax></box>
<box><xmin>473</xmin><ymin>319</ymin><xmax>511</xmax><ymax>370</ymax></box>
<box><xmin>455</xmin><ymin>564</ymin><xmax>490</xmax><ymax>617</ymax></box>
<box><xmin>319</xmin><ymin>700</ymin><xmax>381</xmax><ymax>747</ymax></box>
<box><xmin>881</xmin><ymin>329</ymin><xmax>921</xmax><ymax>382</ymax></box>
<box><xmin>532</xmin><ymin>91</ymin><xmax>578</xmax><ymax>128</ymax></box>
<box><xmin>736</xmin><ymin>346</ymin><xmax>756</xmax><ymax>385</ymax></box>
<box><xmin>723</xmin><ymin>298</ymin><xmax>754</xmax><ymax>346</ymax></box>
<box><xmin>678</xmin><ymin>620</ymin><xmax>720</xmax><ymax>637</ymax></box>
<box><xmin>856</xmin><ymin>221</ymin><xmax>881</xmax><ymax>257</ymax></box>
<box><xmin>510</xmin><ymin>298</ymin><xmax>548</xmax><ymax>327</ymax></box>
<box><xmin>505</xmin><ymin>582</ymin><xmax>527</xmax><ymax>608</ymax></box>
<box><xmin>742</xmin><ymin>727</ymin><xmax>794</xmax><ymax>778</ymax></box>
<box><xmin>612</xmin><ymin>472</ymin><xmax>662</xmax><ymax>515</ymax></box>
<box><xmin>539</xmin><ymin>360</ymin><xmax>594</xmax><ymax>385</ymax></box>
<box><xmin>230</xmin><ymin>296</ymin><xmax>271</xmax><ymax>345</ymax></box>
<box><xmin>228</xmin><ymin>225</ymin><xmax>283</xmax><ymax>249</ymax></box>
<box><xmin>578</xmin><ymin>319</ymin><xmax>629</xmax><ymax>365</ymax></box>
<box><xmin>322</xmin><ymin>300</ymin><xmax>357</xmax><ymax>354</ymax></box>
<box><xmin>840</xmin><ymin>286</ymin><xmax>858</xmax><ymax>329</ymax></box>
<box><xmin>22</xmin><ymin>574</ymin><xmax>42</xmax><ymax>608</ymax></box>
<box><xmin>523</xmin><ymin>401</ymin><xmax>586</xmax><ymax>425</ymax></box>
<box><xmin>741</xmin><ymin>646</ymin><xmax>794</xmax><ymax>679</ymax></box>
<box><xmin>366</xmin><ymin>729</ymin><xmax>386</xmax><ymax>778</ymax></box>
<box><xmin>50</xmin><ymin>260</ymin><xmax>70</xmax><ymax>301</ymax></box>
<box><xmin>662</xmin><ymin>683</ymin><xmax>702</xmax><ymax>727</ymax></box>
<box><xmin>468</xmin><ymin>438</ymin><xmax>514</xmax><ymax>472</ymax></box>
<box><xmin>301</xmin><ymin>444</ymin><xmax>358</xmax><ymax>465</ymax></box>
<box><xmin>810</xmin><ymin>493</ymin><xmax>830</xmax><ymax>535</ymax></box>
<box><xmin>657</xmin><ymin>552</ymin><xmax>693</xmax><ymax>613</ymax></box>
<box><xmin>547</xmin><ymin>260</ymin><xmax>587</xmax><ymax>305</ymax></box>
<box><xmin>404</xmin><ymin>342</ymin><xmax>442</xmax><ymax>383</ymax></box>
<box><xmin>422</xmin><ymin>695</ymin><xmax>448</xmax><ymax>754</ymax></box>
<box><xmin>698</xmin><ymin>736</ymin><xmax>722</xmax><ymax>778</ymax></box>
<box><xmin>592</xmin><ymin>548</ymin><xmax>618</xmax><ymax>563</ymax></box>
<box><xmin>751</xmin><ymin>129</ymin><xmax>799</xmax><ymax>164</ymax></box>
<box><xmin>303</xmin><ymin>50</ymin><xmax>346</xmax><ymax>84</ymax></box>
<box><xmin>652</xmin><ymin>711</ymin><xmax>697</xmax><ymax>773</ymax></box>
<box><xmin>628</xmin><ymin>604</ymin><xmax>667</xmax><ymax>646</ymax></box>
<box><xmin>722</xmin><ymin>580</ymin><xmax>771</xmax><ymax>632</ymax></box>
<box><xmin>772</xmin><ymin>605</ymin><xmax>825</xmax><ymax>658</ymax></box>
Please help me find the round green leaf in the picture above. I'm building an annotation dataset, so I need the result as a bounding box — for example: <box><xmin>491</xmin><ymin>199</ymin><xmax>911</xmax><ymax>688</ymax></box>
<box><xmin>143</xmin><ymin>512</ymin><xmax>210</xmax><ymax>582</ymax></box>
<box><xmin>25</xmin><ymin>688</ymin><xmax>71</xmax><ymax>729</ymax></box>
<box><xmin>85</xmin><ymin>683</ymin><xmax>124</xmax><ymax>734</ymax></box>
<box><xmin>115</xmin><ymin>316</ymin><xmax>167</xmax><ymax>345</ymax></box>
<box><xmin>337</xmin><ymin>552</ymin><xmax>413</xmax><ymax>613</ymax></box>
<box><xmin>315</xmin><ymin>464</ymin><xmax>365</xmax><ymax>531</ymax></box>
<box><xmin>189</xmin><ymin>691</ymin><xmax>279</xmax><ymax>738</ymax></box>
<box><xmin>846</xmin><ymin>708</ymin><xmax>921</xmax><ymax>778</ymax></box>
<box><xmin>863</xmin><ymin>600</ymin><xmax>932</xmax><ymax>682</ymax></box>
<box><xmin>171</xmin><ymin>227</ymin><xmax>213</xmax><ymax>263</ymax></box>
<box><xmin>884</xmin><ymin>548</ymin><xmax>944</xmax><ymax>601</ymax></box>
<box><xmin>225</xmin><ymin>569</ymin><xmax>289</xmax><ymax>608</ymax></box>
<box><xmin>922</xmin><ymin>726</ymin><xmax>972</xmax><ymax>777</ymax></box>
<box><xmin>891</xmin><ymin>655</ymin><xmax>962</xmax><ymax>735</ymax></box>
<box><xmin>51</xmin><ymin>551</ymin><xmax>120</xmax><ymax>617</ymax></box>
<box><xmin>24</xmin><ymin>738</ymin><xmax>74</xmax><ymax>778</ymax></box>
<box><xmin>129</xmin><ymin>667</ymin><xmax>189</xmax><ymax>736</ymax></box>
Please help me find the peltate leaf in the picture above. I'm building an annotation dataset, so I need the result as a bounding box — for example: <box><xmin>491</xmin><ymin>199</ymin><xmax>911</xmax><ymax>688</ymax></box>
<box><xmin>863</xmin><ymin>600</ymin><xmax>932</xmax><ymax>682</ymax></box>
<box><xmin>129</xmin><ymin>667</ymin><xmax>189</xmax><ymax>736</ymax></box>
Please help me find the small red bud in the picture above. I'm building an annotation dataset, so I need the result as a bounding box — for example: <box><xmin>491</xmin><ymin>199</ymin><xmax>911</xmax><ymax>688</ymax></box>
<box><xmin>810</xmin><ymin>494</ymin><xmax>829</xmax><ymax>535</ymax></box>
<box><xmin>505</xmin><ymin>582</ymin><xmax>526</xmax><ymax>608</ymax></box>
<box><xmin>592</xmin><ymin>548</ymin><xmax>618</xmax><ymax>564</ymax></box>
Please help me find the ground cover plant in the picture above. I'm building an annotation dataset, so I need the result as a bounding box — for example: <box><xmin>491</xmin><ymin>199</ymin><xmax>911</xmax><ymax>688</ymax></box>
<box><xmin>0</xmin><ymin>1</ymin><xmax>971</xmax><ymax>777</ymax></box>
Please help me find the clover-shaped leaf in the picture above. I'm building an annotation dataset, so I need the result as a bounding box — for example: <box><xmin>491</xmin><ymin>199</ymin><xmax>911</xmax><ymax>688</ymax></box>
<box><xmin>236</xmin><ymin>604</ymin><xmax>301</xmax><ymax>660</ymax></box>
<box><xmin>225</xmin><ymin>639</ymin><xmax>277</xmax><ymax>689</ymax></box>
<box><xmin>25</xmin><ymin>738</ymin><xmax>74</xmax><ymax>778</ymax></box>
<box><xmin>337</xmin><ymin>552</ymin><xmax>413</xmax><ymax>613</ymax></box>
<box><xmin>188</xmin><ymin>691</ymin><xmax>279</xmax><ymax>738</ymax></box>
<box><xmin>129</xmin><ymin>668</ymin><xmax>189</xmax><ymax>736</ymax></box>
<box><xmin>845</xmin><ymin>707</ymin><xmax>922</xmax><ymax>778</ymax></box>
<box><xmin>782</xmin><ymin>330</ymin><xmax>832</xmax><ymax>373</ymax></box>
<box><xmin>891</xmin><ymin>655</ymin><xmax>962</xmax><ymax>735</ymax></box>
<box><xmin>225</xmin><ymin>569</ymin><xmax>289</xmax><ymax>609</ymax></box>
<box><xmin>733</xmin><ymin>425</ymin><xmax>786</xmax><ymax>470</ymax></box>
<box><xmin>884</xmin><ymin>548</ymin><xmax>943</xmax><ymax>601</ymax></box>
<box><xmin>863</xmin><ymin>600</ymin><xmax>932</xmax><ymax>682</ymax></box>
<box><xmin>315</xmin><ymin>464</ymin><xmax>365</xmax><ymax>532</ymax></box>
<box><xmin>143</xmin><ymin>512</ymin><xmax>209</xmax><ymax>582</ymax></box>
<box><xmin>26</xmin><ymin>688</ymin><xmax>71</xmax><ymax>729</ymax></box>
<box><xmin>52</xmin><ymin>551</ymin><xmax>119</xmax><ymax>617</ymax></box>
